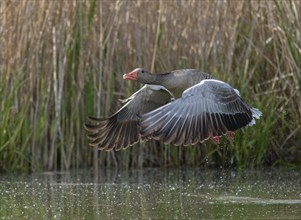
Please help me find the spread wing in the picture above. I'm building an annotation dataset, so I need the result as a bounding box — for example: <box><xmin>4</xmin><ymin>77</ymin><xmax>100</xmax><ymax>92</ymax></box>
<box><xmin>139</xmin><ymin>79</ymin><xmax>262</xmax><ymax>146</ymax></box>
<box><xmin>84</xmin><ymin>85</ymin><xmax>174</xmax><ymax>151</ymax></box>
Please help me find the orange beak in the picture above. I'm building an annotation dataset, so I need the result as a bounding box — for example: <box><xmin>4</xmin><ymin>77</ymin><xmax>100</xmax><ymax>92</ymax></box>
<box><xmin>123</xmin><ymin>70</ymin><xmax>138</xmax><ymax>80</ymax></box>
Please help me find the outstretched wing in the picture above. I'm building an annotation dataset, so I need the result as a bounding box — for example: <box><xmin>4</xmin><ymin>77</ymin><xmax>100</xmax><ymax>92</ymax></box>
<box><xmin>139</xmin><ymin>79</ymin><xmax>262</xmax><ymax>146</ymax></box>
<box><xmin>84</xmin><ymin>85</ymin><xmax>174</xmax><ymax>151</ymax></box>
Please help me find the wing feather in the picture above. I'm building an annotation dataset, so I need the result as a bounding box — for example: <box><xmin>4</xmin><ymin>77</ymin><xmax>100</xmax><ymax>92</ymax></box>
<box><xmin>139</xmin><ymin>79</ymin><xmax>262</xmax><ymax>146</ymax></box>
<box><xmin>84</xmin><ymin>85</ymin><xmax>174</xmax><ymax>150</ymax></box>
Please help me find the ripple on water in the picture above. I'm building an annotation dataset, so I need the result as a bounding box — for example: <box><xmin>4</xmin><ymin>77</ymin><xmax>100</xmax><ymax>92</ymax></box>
<box><xmin>0</xmin><ymin>169</ymin><xmax>300</xmax><ymax>219</ymax></box>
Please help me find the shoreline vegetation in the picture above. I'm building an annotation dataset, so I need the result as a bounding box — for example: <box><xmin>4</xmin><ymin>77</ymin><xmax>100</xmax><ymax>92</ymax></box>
<box><xmin>0</xmin><ymin>0</ymin><xmax>300</xmax><ymax>172</ymax></box>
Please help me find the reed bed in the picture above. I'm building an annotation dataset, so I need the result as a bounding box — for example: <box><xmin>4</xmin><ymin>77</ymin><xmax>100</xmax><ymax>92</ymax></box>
<box><xmin>0</xmin><ymin>0</ymin><xmax>300</xmax><ymax>172</ymax></box>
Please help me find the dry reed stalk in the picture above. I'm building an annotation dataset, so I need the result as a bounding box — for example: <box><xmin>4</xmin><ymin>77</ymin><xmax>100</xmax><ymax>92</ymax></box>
<box><xmin>0</xmin><ymin>0</ymin><xmax>300</xmax><ymax>171</ymax></box>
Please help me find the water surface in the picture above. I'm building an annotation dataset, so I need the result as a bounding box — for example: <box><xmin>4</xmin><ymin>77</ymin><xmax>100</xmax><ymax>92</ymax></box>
<box><xmin>1</xmin><ymin>169</ymin><xmax>300</xmax><ymax>219</ymax></box>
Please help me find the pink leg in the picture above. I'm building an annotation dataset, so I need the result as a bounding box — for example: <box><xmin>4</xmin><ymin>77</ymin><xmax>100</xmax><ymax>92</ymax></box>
<box><xmin>226</xmin><ymin>131</ymin><xmax>235</xmax><ymax>142</ymax></box>
<box><xmin>210</xmin><ymin>136</ymin><xmax>220</xmax><ymax>145</ymax></box>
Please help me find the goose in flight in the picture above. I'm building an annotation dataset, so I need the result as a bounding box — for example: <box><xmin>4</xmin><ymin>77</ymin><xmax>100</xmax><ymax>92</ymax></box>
<box><xmin>84</xmin><ymin>68</ymin><xmax>262</xmax><ymax>151</ymax></box>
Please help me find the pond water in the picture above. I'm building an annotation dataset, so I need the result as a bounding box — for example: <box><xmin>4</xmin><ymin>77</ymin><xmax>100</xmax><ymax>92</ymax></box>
<box><xmin>0</xmin><ymin>168</ymin><xmax>300</xmax><ymax>219</ymax></box>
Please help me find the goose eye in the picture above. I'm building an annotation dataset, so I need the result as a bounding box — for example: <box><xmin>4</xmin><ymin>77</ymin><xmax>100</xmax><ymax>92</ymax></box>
<box><xmin>141</xmin><ymin>70</ymin><xmax>145</xmax><ymax>73</ymax></box>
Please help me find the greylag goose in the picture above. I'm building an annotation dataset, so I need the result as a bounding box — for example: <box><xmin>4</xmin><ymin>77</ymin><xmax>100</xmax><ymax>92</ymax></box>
<box><xmin>84</xmin><ymin>68</ymin><xmax>262</xmax><ymax>151</ymax></box>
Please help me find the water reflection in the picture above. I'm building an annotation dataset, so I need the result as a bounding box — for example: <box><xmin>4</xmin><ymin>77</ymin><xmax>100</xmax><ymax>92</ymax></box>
<box><xmin>0</xmin><ymin>169</ymin><xmax>300</xmax><ymax>219</ymax></box>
